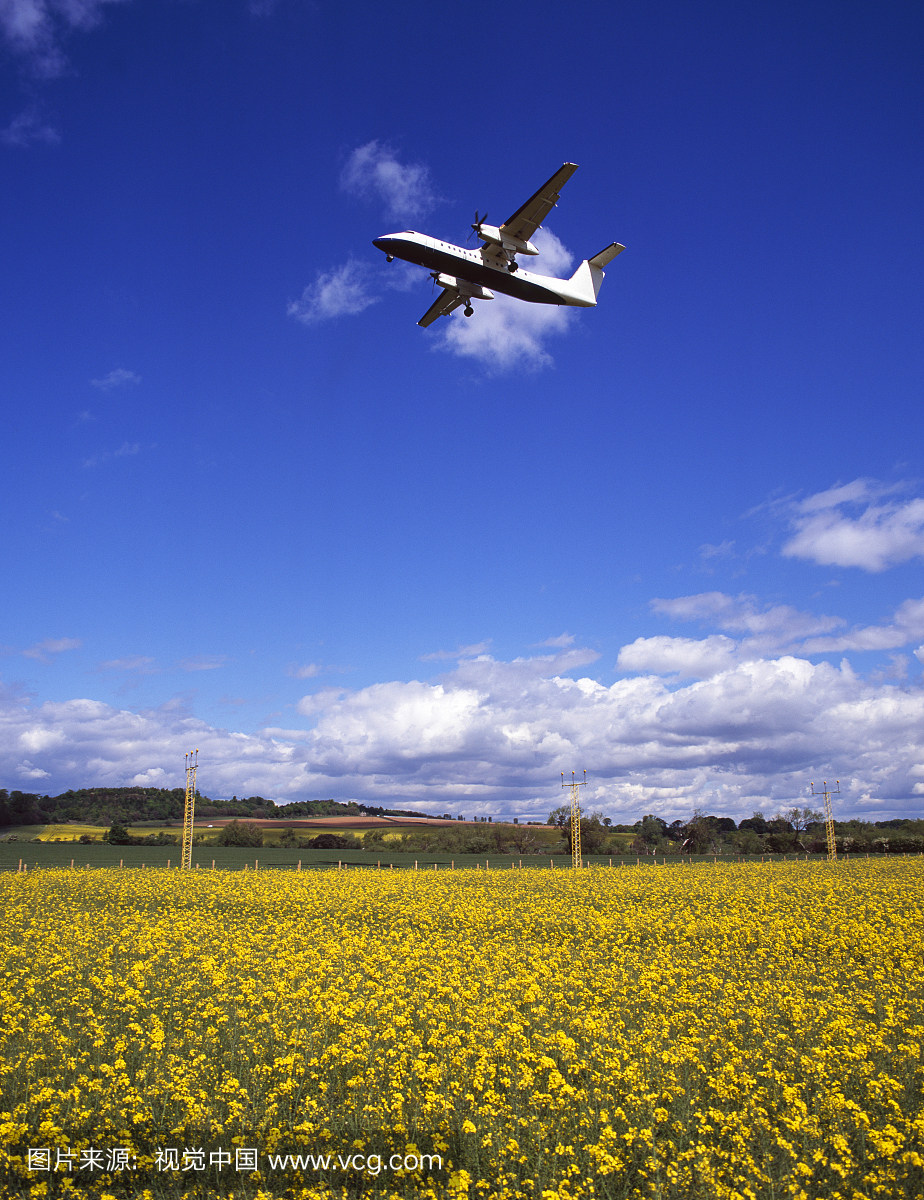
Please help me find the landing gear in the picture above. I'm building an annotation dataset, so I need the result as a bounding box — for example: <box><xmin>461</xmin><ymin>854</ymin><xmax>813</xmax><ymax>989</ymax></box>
<box><xmin>464</xmin><ymin>306</ymin><xmax>474</xmax><ymax>317</ymax></box>
<box><xmin>386</xmin><ymin>255</ymin><xmax>394</xmax><ymax>262</ymax></box>
<box><xmin>507</xmin><ymin>260</ymin><xmax>518</xmax><ymax>273</ymax></box>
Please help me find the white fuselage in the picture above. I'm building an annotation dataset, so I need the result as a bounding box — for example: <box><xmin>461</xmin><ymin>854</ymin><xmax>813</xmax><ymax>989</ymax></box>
<box><xmin>372</xmin><ymin>231</ymin><xmax>597</xmax><ymax>308</ymax></box>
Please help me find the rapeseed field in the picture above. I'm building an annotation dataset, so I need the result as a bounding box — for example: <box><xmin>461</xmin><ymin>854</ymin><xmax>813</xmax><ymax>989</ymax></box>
<box><xmin>1</xmin><ymin>860</ymin><xmax>922</xmax><ymax>1199</ymax></box>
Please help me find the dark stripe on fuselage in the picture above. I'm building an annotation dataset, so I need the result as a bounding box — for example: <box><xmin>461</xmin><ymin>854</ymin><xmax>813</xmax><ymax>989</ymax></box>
<box><xmin>373</xmin><ymin>237</ymin><xmax>562</xmax><ymax>305</ymax></box>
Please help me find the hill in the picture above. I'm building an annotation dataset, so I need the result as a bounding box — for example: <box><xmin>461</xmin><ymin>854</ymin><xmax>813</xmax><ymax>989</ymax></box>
<box><xmin>0</xmin><ymin>787</ymin><xmax>433</xmax><ymax>829</ymax></box>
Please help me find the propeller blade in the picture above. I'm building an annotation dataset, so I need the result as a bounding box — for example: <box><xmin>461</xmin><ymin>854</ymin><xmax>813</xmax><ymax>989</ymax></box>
<box><xmin>468</xmin><ymin>211</ymin><xmax>488</xmax><ymax>242</ymax></box>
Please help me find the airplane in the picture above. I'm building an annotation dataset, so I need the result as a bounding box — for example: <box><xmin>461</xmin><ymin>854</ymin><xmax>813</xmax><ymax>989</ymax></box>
<box><xmin>372</xmin><ymin>163</ymin><xmax>624</xmax><ymax>328</ymax></box>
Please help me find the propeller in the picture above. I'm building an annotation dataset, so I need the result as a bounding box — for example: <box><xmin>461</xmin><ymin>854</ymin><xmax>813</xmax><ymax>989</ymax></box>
<box><xmin>467</xmin><ymin>210</ymin><xmax>488</xmax><ymax>242</ymax></box>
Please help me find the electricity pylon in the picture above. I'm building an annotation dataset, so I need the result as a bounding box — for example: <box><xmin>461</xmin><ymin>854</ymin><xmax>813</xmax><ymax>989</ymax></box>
<box><xmin>811</xmin><ymin>779</ymin><xmax>839</xmax><ymax>862</ymax></box>
<box><xmin>182</xmin><ymin>750</ymin><xmax>198</xmax><ymax>870</ymax></box>
<box><xmin>562</xmin><ymin>770</ymin><xmax>587</xmax><ymax>869</ymax></box>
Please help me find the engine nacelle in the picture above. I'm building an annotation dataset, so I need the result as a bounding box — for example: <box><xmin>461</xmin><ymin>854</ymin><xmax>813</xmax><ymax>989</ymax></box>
<box><xmin>476</xmin><ymin>224</ymin><xmax>539</xmax><ymax>255</ymax></box>
<box><xmin>434</xmin><ymin>274</ymin><xmax>494</xmax><ymax>300</ymax></box>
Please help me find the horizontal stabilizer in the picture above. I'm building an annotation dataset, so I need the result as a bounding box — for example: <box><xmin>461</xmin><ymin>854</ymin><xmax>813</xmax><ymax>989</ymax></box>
<box><xmin>588</xmin><ymin>242</ymin><xmax>625</xmax><ymax>270</ymax></box>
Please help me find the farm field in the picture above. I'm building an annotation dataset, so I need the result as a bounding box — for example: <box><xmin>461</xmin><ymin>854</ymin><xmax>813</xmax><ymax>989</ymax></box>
<box><xmin>1</xmin><ymin>861</ymin><xmax>922</xmax><ymax>1199</ymax></box>
<box><xmin>1</xmin><ymin>839</ymin><xmax>818</xmax><ymax>872</ymax></box>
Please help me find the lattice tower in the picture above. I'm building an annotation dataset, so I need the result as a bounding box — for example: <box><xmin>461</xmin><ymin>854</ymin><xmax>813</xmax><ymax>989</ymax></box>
<box><xmin>182</xmin><ymin>750</ymin><xmax>198</xmax><ymax>870</ymax></box>
<box><xmin>811</xmin><ymin>779</ymin><xmax>839</xmax><ymax>862</ymax></box>
<box><xmin>562</xmin><ymin>770</ymin><xmax>587</xmax><ymax>869</ymax></box>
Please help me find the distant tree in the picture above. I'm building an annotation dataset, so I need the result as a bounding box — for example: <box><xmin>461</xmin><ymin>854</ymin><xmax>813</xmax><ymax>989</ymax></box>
<box><xmin>778</xmin><ymin>807</ymin><xmax>822</xmax><ymax>836</ymax></box>
<box><xmin>215</xmin><ymin>820</ymin><xmax>263</xmax><ymax>847</ymax></box>
<box><xmin>636</xmin><ymin>814</ymin><xmax>667</xmax><ymax>848</ymax></box>
<box><xmin>105</xmin><ymin>823</ymin><xmax>132</xmax><ymax>845</ymax></box>
<box><xmin>558</xmin><ymin>811</ymin><xmax>606</xmax><ymax>856</ymax></box>
<box><xmin>682</xmin><ymin>809</ymin><xmax>713</xmax><ymax>853</ymax></box>
<box><xmin>507</xmin><ymin>824</ymin><xmax>540</xmax><ymax>854</ymax></box>
<box><xmin>304</xmin><ymin>833</ymin><xmax>352</xmax><ymax>850</ymax></box>
<box><xmin>547</xmin><ymin>805</ymin><xmax>571</xmax><ymax>827</ymax></box>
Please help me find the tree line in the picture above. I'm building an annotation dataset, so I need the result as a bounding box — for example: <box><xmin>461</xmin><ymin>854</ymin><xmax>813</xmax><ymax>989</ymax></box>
<box><xmin>591</xmin><ymin>809</ymin><xmax>924</xmax><ymax>856</ymax></box>
<box><xmin>0</xmin><ymin>787</ymin><xmax>432</xmax><ymax>829</ymax></box>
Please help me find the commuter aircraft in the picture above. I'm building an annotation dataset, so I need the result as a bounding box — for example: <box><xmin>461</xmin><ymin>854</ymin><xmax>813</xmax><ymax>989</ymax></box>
<box><xmin>372</xmin><ymin>163</ymin><xmax>625</xmax><ymax>327</ymax></box>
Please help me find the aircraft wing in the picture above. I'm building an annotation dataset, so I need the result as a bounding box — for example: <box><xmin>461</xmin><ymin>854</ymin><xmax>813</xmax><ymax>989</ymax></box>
<box><xmin>499</xmin><ymin>163</ymin><xmax>579</xmax><ymax>243</ymax></box>
<box><xmin>418</xmin><ymin>287</ymin><xmax>464</xmax><ymax>328</ymax></box>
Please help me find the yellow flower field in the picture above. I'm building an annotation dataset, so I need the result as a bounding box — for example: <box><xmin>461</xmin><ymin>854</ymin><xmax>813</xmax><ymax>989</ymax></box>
<box><xmin>1</xmin><ymin>860</ymin><xmax>922</xmax><ymax>1199</ymax></box>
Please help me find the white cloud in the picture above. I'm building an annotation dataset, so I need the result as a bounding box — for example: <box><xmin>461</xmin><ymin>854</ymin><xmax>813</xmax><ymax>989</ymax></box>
<box><xmin>617</xmin><ymin>634</ymin><xmax>739</xmax><ymax>678</ymax></box>
<box><xmin>650</xmin><ymin>592</ymin><xmax>845</xmax><ymax>640</ymax></box>
<box><xmin>699</xmin><ymin>540</ymin><xmax>734</xmax><ymax>564</ymax></box>
<box><xmin>3</xmin><ymin>649</ymin><xmax>924</xmax><ymax>819</ymax></box>
<box><xmin>176</xmin><ymin>655</ymin><xmax>228</xmax><ymax>672</ymax></box>
<box><xmin>97</xmin><ymin>656</ymin><xmax>158</xmax><ymax>674</ymax></box>
<box><xmin>82</xmin><ymin>441</ymin><xmax>140</xmax><ymax>468</ymax></box>
<box><xmin>433</xmin><ymin>228</ymin><xmax>575</xmax><ymax>372</ymax></box>
<box><xmin>635</xmin><ymin>590</ymin><xmax>924</xmax><ymax>671</ymax></box>
<box><xmin>782</xmin><ymin>480</ymin><xmax>924</xmax><ymax>571</ymax></box>
<box><xmin>0</xmin><ymin>0</ymin><xmax>126</xmax><ymax>79</ymax></box>
<box><xmin>419</xmin><ymin>641</ymin><xmax>492</xmax><ymax>662</ymax></box>
<box><xmin>533</xmin><ymin>632</ymin><xmax>576</xmax><ymax>648</ymax></box>
<box><xmin>288</xmin><ymin>259</ymin><xmax>379</xmax><ymax>324</ymax></box>
<box><xmin>90</xmin><ymin>368</ymin><xmax>140</xmax><ymax>391</ymax></box>
<box><xmin>340</xmin><ymin>141</ymin><xmax>436</xmax><ymax>222</ymax></box>
<box><xmin>288</xmin><ymin>662</ymin><xmax>321</xmax><ymax>679</ymax></box>
<box><xmin>0</xmin><ymin>103</ymin><xmax>58</xmax><ymax>145</ymax></box>
<box><xmin>22</xmin><ymin>636</ymin><xmax>81</xmax><ymax>662</ymax></box>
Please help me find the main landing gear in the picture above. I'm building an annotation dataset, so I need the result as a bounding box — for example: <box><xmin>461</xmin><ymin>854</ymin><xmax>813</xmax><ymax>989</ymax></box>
<box><xmin>507</xmin><ymin>260</ymin><xmax>518</xmax><ymax>273</ymax></box>
<box><xmin>464</xmin><ymin>306</ymin><xmax>474</xmax><ymax>317</ymax></box>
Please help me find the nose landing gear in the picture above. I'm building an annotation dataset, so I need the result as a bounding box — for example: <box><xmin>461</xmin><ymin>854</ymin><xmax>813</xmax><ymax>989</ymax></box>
<box><xmin>507</xmin><ymin>259</ymin><xmax>518</xmax><ymax>273</ymax></box>
<box><xmin>386</xmin><ymin>255</ymin><xmax>394</xmax><ymax>262</ymax></box>
<box><xmin>464</xmin><ymin>306</ymin><xmax>474</xmax><ymax>317</ymax></box>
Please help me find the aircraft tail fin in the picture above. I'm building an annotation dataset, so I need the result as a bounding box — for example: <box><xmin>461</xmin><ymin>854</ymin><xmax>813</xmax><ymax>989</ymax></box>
<box><xmin>568</xmin><ymin>242</ymin><xmax>625</xmax><ymax>303</ymax></box>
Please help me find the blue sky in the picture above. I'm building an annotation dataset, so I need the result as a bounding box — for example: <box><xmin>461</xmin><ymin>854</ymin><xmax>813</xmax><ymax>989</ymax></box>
<box><xmin>1</xmin><ymin>0</ymin><xmax>923</xmax><ymax>820</ymax></box>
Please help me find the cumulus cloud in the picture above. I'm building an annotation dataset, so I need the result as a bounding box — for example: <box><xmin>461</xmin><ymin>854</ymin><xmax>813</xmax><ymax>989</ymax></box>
<box><xmin>0</xmin><ymin>0</ymin><xmax>127</xmax><ymax>79</ymax></box>
<box><xmin>619</xmin><ymin>590</ymin><xmax>924</xmax><ymax>678</ymax></box>
<box><xmin>340</xmin><ymin>141</ymin><xmax>437</xmax><ymax>222</ymax></box>
<box><xmin>433</xmin><ymin>228</ymin><xmax>575</xmax><ymax>372</ymax></box>
<box><xmin>3</xmin><ymin>649</ymin><xmax>924</xmax><ymax>819</ymax></box>
<box><xmin>617</xmin><ymin>634</ymin><xmax>739</xmax><ymax>679</ymax></box>
<box><xmin>287</xmin><ymin>259</ymin><xmax>379</xmax><ymax>324</ymax></box>
<box><xmin>782</xmin><ymin>480</ymin><xmax>924</xmax><ymax>571</ymax></box>
<box><xmin>22</xmin><ymin>636</ymin><xmax>81</xmax><ymax>662</ymax></box>
<box><xmin>90</xmin><ymin>368</ymin><xmax>140</xmax><ymax>391</ymax></box>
